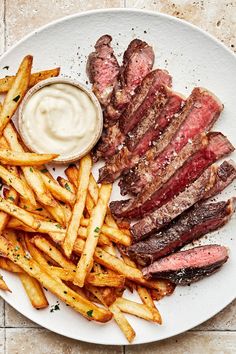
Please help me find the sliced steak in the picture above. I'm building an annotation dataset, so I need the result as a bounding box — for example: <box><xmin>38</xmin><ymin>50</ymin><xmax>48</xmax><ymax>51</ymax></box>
<box><xmin>142</xmin><ymin>245</ymin><xmax>229</xmax><ymax>285</ymax></box>
<box><xmin>111</xmin><ymin>132</ymin><xmax>234</xmax><ymax>219</ymax></box>
<box><xmin>86</xmin><ymin>35</ymin><xmax>120</xmax><ymax>107</ymax></box>
<box><xmin>203</xmin><ymin>160</ymin><xmax>236</xmax><ymax>200</ymax></box>
<box><xmin>105</xmin><ymin>39</ymin><xmax>155</xmax><ymax>125</ymax></box>
<box><xmin>98</xmin><ymin>88</ymin><xmax>184</xmax><ymax>183</ymax></box>
<box><xmin>131</xmin><ymin>165</ymin><xmax>216</xmax><ymax>241</ymax></box>
<box><xmin>120</xmin><ymin>87</ymin><xmax>223</xmax><ymax>195</ymax></box>
<box><xmin>128</xmin><ymin>199</ymin><xmax>235</xmax><ymax>266</ymax></box>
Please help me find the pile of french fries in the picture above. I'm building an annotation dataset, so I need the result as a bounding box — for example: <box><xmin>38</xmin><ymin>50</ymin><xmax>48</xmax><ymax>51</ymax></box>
<box><xmin>0</xmin><ymin>56</ymin><xmax>174</xmax><ymax>342</ymax></box>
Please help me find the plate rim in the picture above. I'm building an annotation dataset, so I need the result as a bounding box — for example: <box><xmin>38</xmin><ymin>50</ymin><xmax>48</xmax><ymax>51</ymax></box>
<box><xmin>0</xmin><ymin>7</ymin><xmax>236</xmax><ymax>346</ymax></box>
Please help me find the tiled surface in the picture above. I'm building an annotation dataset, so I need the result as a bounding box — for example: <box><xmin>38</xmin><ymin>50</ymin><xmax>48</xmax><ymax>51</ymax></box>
<box><xmin>0</xmin><ymin>1</ymin><xmax>236</xmax><ymax>353</ymax></box>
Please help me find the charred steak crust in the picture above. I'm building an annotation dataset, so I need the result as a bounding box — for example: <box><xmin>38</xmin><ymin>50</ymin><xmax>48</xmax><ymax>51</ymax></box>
<box><xmin>120</xmin><ymin>87</ymin><xmax>223</xmax><ymax>195</ymax></box>
<box><xmin>105</xmin><ymin>39</ymin><xmax>155</xmax><ymax>126</ymax></box>
<box><xmin>98</xmin><ymin>88</ymin><xmax>184</xmax><ymax>183</ymax></box>
<box><xmin>110</xmin><ymin>132</ymin><xmax>234</xmax><ymax>219</ymax></box>
<box><xmin>86</xmin><ymin>35</ymin><xmax>120</xmax><ymax>107</ymax></box>
<box><xmin>128</xmin><ymin>199</ymin><xmax>235</xmax><ymax>266</ymax></box>
<box><xmin>142</xmin><ymin>245</ymin><xmax>228</xmax><ymax>285</ymax></box>
<box><xmin>131</xmin><ymin>165</ymin><xmax>216</xmax><ymax>241</ymax></box>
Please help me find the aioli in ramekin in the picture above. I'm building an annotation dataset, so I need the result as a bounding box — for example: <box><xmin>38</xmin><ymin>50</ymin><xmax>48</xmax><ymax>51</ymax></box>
<box><xmin>19</xmin><ymin>79</ymin><xmax>102</xmax><ymax>163</ymax></box>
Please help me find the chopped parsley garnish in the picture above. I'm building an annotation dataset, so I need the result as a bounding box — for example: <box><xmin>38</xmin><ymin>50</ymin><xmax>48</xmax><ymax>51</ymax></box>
<box><xmin>65</xmin><ymin>183</ymin><xmax>71</xmax><ymax>192</ymax></box>
<box><xmin>14</xmin><ymin>245</ymin><xmax>20</xmax><ymax>251</ymax></box>
<box><xmin>30</xmin><ymin>167</ymin><xmax>33</xmax><ymax>172</ymax></box>
<box><xmin>13</xmin><ymin>95</ymin><xmax>20</xmax><ymax>102</ymax></box>
<box><xmin>8</xmin><ymin>196</ymin><xmax>15</xmax><ymax>202</ymax></box>
<box><xmin>2</xmin><ymin>66</ymin><xmax>9</xmax><ymax>70</ymax></box>
<box><xmin>50</xmin><ymin>301</ymin><xmax>60</xmax><ymax>313</ymax></box>
<box><xmin>40</xmin><ymin>169</ymin><xmax>48</xmax><ymax>173</ymax></box>
<box><xmin>87</xmin><ymin>310</ymin><xmax>93</xmax><ymax>317</ymax></box>
<box><xmin>94</xmin><ymin>227</ymin><xmax>100</xmax><ymax>233</ymax></box>
<box><xmin>55</xmin><ymin>224</ymin><xmax>62</xmax><ymax>229</ymax></box>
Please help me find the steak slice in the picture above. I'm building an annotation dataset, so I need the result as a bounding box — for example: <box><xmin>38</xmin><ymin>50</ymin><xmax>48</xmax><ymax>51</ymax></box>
<box><xmin>111</xmin><ymin>132</ymin><xmax>234</xmax><ymax>219</ymax></box>
<box><xmin>128</xmin><ymin>199</ymin><xmax>235</xmax><ymax>266</ymax></box>
<box><xmin>86</xmin><ymin>35</ymin><xmax>120</xmax><ymax>107</ymax></box>
<box><xmin>131</xmin><ymin>165</ymin><xmax>216</xmax><ymax>241</ymax></box>
<box><xmin>203</xmin><ymin>160</ymin><xmax>236</xmax><ymax>200</ymax></box>
<box><xmin>120</xmin><ymin>87</ymin><xmax>223</xmax><ymax>195</ymax></box>
<box><xmin>142</xmin><ymin>245</ymin><xmax>229</xmax><ymax>285</ymax></box>
<box><xmin>98</xmin><ymin>88</ymin><xmax>184</xmax><ymax>183</ymax></box>
<box><xmin>105</xmin><ymin>39</ymin><xmax>155</xmax><ymax>125</ymax></box>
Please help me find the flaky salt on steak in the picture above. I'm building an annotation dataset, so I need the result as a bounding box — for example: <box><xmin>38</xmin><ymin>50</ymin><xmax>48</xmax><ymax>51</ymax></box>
<box><xmin>120</xmin><ymin>87</ymin><xmax>223</xmax><ymax>195</ymax></box>
<box><xmin>142</xmin><ymin>245</ymin><xmax>229</xmax><ymax>285</ymax></box>
<box><xmin>87</xmin><ymin>35</ymin><xmax>120</xmax><ymax>107</ymax></box>
<box><xmin>128</xmin><ymin>198</ymin><xmax>235</xmax><ymax>266</ymax></box>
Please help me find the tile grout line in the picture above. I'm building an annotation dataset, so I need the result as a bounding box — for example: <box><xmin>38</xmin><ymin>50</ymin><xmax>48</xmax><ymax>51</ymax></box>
<box><xmin>3</xmin><ymin>301</ymin><xmax>6</xmax><ymax>354</ymax></box>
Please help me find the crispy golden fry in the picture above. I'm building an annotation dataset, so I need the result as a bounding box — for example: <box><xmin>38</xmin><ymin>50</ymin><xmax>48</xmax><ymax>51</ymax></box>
<box><xmin>65</xmin><ymin>164</ymin><xmax>79</xmax><ymax>187</ymax></box>
<box><xmin>3</xmin><ymin>123</ymin><xmax>55</xmax><ymax>207</ymax></box>
<box><xmin>85</xmin><ymin>193</ymin><xmax>94</xmax><ymax>215</ymax></box>
<box><xmin>0</xmin><ymin>55</ymin><xmax>32</xmax><ymax>135</ymax></box>
<box><xmin>40</xmin><ymin>172</ymin><xmax>75</xmax><ymax>205</ymax></box>
<box><xmin>0</xmin><ymin>149</ymin><xmax>59</xmax><ymax>165</ymax></box>
<box><xmin>57</xmin><ymin>176</ymin><xmax>76</xmax><ymax>194</ymax></box>
<box><xmin>43</xmin><ymin>201</ymin><xmax>66</xmax><ymax>226</ymax></box>
<box><xmin>105</xmin><ymin>211</ymin><xmax>118</xmax><ymax>229</ymax></box>
<box><xmin>0</xmin><ymin>68</ymin><xmax>60</xmax><ymax>93</ymax></box>
<box><xmin>24</xmin><ymin>235</ymin><xmax>50</xmax><ymax>269</ymax></box>
<box><xmin>137</xmin><ymin>286</ymin><xmax>162</xmax><ymax>324</ymax></box>
<box><xmin>0</xmin><ymin>187</ymin><xmax>18</xmax><ymax>233</ymax></box>
<box><xmin>0</xmin><ymin>165</ymin><xmax>32</xmax><ymax>200</ymax></box>
<box><xmin>100</xmin><ymin>225</ymin><xmax>131</xmax><ymax>246</ymax></box>
<box><xmin>0</xmin><ymin>274</ymin><xmax>11</xmax><ymax>292</ymax></box>
<box><xmin>0</xmin><ymin>198</ymin><xmax>65</xmax><ymax>234</ymax></box>
<box><xmin>63</xmin><ymin>155</ymin><xmax>92</xmax><ymax>258</ymax></box>
<box><xmin>0</xmin><ymin>257</ymin><xmax>22</xmax><ymax>272</ymax></box>
<box><xmin>78</xmin><ymin>226</ymin><xmax>110</xmax><ymax>246</ymax></box>
<box><xmin>19</xmin><ymin>272</ymin><xmax>48</xmax><ymax>308</ymax></box>
<box><xmin>74</xmin><ymin>183</ymin><xmax>112</xmax><ymax>287</ymax></box>
<box><xmin>114</xmin><ymin>298</ymin><xmax>158</xmax><ymax>322</ymax></box>
<box><xmin>18</xmin><ymin>198</ymin><xmax>51</xmax><ymax>219</ymax></box>
<box><xmin>74</xmin><ymin>239</ymin><xmax>170</xmax><ymax>292</ymax></box>
<box><xmin>0</xmin><ymin>135</ymin><xmax>9</xmax><ymax>149</ymax></box>
<box><xmin>0</xmin><ymin>235</ymin><xmax>112</xmax><ymax>322</ymax></box>
<box><xmin>4</xmin><ymin>230</ymin><xmax>49</xmax><ymax>308</ymax></box>
<box><xmin>50</xmin><ymin>267</ymin><xmax>125</xmax><ymax>288</ymax></box>
<box><xmin>85</xmin><ymin>284</ymin><xmax>116</xmax><ymax>307</ymax></box>
<box><xmin>88</xmin><ymin>174</ymin><xmax>99</xmax><ymax>204</ymax></box>
<box><xmin>32</xmin><ymin>236</ymin><xmax>75</xmax><ymax>270</ymax></box>
<box><xmin>109</xmin><ymin>303</ymin><xmax>136</xmax><ymax>343</ymax></box>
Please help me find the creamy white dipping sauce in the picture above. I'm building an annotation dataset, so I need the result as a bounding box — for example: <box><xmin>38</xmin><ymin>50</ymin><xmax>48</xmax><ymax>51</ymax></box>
<box><xmin>21</xmin><ymin>83</ymin><xmax>98</xmax><ymax>159</ymax></box>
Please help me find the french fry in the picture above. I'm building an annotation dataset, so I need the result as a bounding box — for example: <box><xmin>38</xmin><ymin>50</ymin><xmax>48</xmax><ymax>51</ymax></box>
<box><xmin>137</xmin><ymin>286</ymin><xmax>162</xmax><ymax>324</ymax></box>
<box><xmin>0</xmin><ymin>274</ymin><xmax>11</xmax><ymax>292</ymax></box>
<box><xmin>43</xmin><ymin>201</ymin><xmax>66</xmax><ymax>226</ymax></box>
<box><xmin>0</xmin><ymin>235</ymin><xmax>112</xmax><ymax>322</ymax></box>
<box><xmin>0</xmin><ymin>187</ymin><xmax>18</xmax><ymax>233</ymax></box>
<box><xmin>3</xmin><ymin>123</ymin><xmax>55</xmax><ymax>207</ymax></box>
<box><xmin>74</xmin><ymin>183</ymin><xmax>112</xmax><ymax>287</ymax></box>
<box><xmin>0</xmin><ymin>55</ymin><xmax>32</xmax><ymax>135</ymax></box>
<box><xmin>78</xmin><ymin>226</ymin><xmax>110</xmax><ymax>246</ymax></box>
<box><xmin>24</xmin><ymin>235</ymin><xmax>50</xmax><ymax>270</ymax></box>
<box><xmin>4</xmin><ymin>230</ymin><xmax>49</xmax><ymax>308</ymax></box>
<box><xmin>0</xmin><ymin>165</ymin><xmax>33</xmax><ymax>200</ymax></box>
<box><xmin>63</xmin><ymin>155</ymin><xmax>92</xmax><ymax>258</ymax></box>
<box><xmin>85</xmin><ymin>193</ymin><xmax>94</xmax><ymax>215</ymax></box>
<box><xmin>32</xmin><ymin>235</ymin><xmax>75</xmax><ymax>270</ymax></box>
<box><xmin>18</xmin><ymin>198</ymin><xmax>51</xmax><ymax>219</ymax></box>
<box><xmin>0</xmin><ymin>258</ymin><xmax>22</xmax><ymax>273</ymax></box>
<box><xmin>57</xmin><ymin>176</ymin><xmax>76</xmax><ymax>194</ymax></box>
<box><xmin>0</xmin><ymin>149</ymin><xmax>59</xmax><ymax>165</ymax></box>
<box><xmin>0</xmin><ymin>67</ymin><xmax>60</xmax><ymax>93</ymax></box>
<box><xmin>19</xmin><ymin>272</ymin><xmax>48</xmax><ymax>308</ymax></box>
<box><xmin>109</xmin><ymin>303</ymin><xmax>136</xmax><ymax>343</ymax></box>
<box><xmin>74</xmin><ymin>239</ymin><xmax>171</xmax><ymax>292</ymax></box>
<box><xmin>114</xmin><ymin>297</ymin><xmax>157</xmax><ymax>322</ymax></box>
<box><xmin>65</xmin><ymin>164</ymin><xmax>79</xmax><ymax>187</ymax></box>
<box><xmin>100</xmin><ymin>225</ymin><xmax>131</xmax><ymax>246</ymax></box>
<box><xmin>0</xmin><ymin>198</ymin><xmax>65</xmax><ymax>234</ymax></box>
<box><xmin>85</xmin><ymin>284</ymin><xmax>116</xmax><ymax>307</ymax></box>
<box><xmin>40</xmin><ymin>172</ymin><xmax>75</xmax><ymax>205</ymax></box>
<box><xmin>88</xmin><ymin>174</ymin><xmax>99</xmax><ymax>204</ymax></box>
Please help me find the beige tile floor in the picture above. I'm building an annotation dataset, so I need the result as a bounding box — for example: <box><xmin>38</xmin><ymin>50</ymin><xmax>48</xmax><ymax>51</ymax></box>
<box><xmin>0</xmin><ymin>0</ymin><xmax>236</xmax><ymax>353</ymax></box>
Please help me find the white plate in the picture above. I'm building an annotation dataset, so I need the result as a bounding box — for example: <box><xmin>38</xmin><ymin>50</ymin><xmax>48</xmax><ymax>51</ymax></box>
<box><xmin>0</xmin><ymin>8</ymin><xmax>236</xmax><ymax>346</ymax></box>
